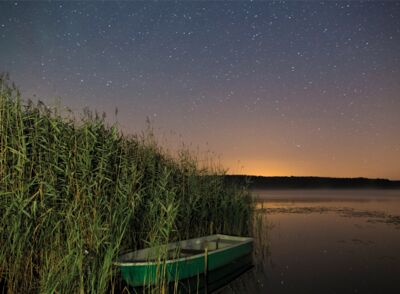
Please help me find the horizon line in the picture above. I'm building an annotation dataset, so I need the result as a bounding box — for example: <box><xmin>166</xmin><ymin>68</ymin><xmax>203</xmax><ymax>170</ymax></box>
<box><xmin>225</xmin><ymin>174</ymin><xmax>400</xmax><ymax>182</ymax></box>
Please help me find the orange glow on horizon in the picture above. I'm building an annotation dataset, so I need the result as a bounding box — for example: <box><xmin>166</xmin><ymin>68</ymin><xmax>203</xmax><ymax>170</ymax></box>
<box><xmin>221</xmin><ymin>158</ymin><xmax>400</xmax><ymax>180</ymax></box>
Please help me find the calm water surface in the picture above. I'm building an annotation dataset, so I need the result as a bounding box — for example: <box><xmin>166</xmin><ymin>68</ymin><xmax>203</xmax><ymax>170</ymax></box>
<box><xmin>224</xmin><ymin>189</ymin><xmax>400</xmax><ymax>294</ymax></box>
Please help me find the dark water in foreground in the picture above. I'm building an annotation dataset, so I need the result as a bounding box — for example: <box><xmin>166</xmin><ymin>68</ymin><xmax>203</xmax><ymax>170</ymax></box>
<box><xmin>223</xmin><ymin>189</ymin><xmax>400</xmax><ymax>294</ymax></box>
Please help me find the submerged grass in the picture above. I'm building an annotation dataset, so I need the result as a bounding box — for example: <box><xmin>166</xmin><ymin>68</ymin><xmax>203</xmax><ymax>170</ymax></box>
<box><xmin>0</xmin><ymin>74</ymin><xmax>254</xmax><ymax>293</ymax></box>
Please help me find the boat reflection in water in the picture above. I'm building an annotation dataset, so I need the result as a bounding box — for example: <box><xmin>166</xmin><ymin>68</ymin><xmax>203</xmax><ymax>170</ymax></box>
<box><xmin>170</xmin><ymin>252</ymin><xmax>253</xmax><ymax>293</ymax></box>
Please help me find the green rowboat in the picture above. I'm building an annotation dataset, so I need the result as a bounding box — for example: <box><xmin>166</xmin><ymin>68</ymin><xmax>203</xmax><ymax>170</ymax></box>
<box><xmin>114</xmin><ymin>234</ymin><xmax>253</xmax><ymax>287</ymax></box>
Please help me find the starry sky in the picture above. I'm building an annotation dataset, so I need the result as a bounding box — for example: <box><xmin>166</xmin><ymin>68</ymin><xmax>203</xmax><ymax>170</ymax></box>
<box><xmin>1</xmin><ymin>1</ymin><xmax>400</xmax><ymax>179</ymax></box>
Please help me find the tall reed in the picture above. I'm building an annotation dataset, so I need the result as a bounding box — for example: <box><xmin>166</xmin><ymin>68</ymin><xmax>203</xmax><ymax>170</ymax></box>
<box><xmin>0</xmin><ymin>74</ymin><xmax>254</xmax><ymax>293</ymax></box>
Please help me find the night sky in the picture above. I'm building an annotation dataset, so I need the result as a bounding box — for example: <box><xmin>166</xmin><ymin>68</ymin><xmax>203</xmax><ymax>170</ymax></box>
<box><xmin>1</xmin><ymin>1</ymin><xmax>400</xmax><ymax>179</ymax></box>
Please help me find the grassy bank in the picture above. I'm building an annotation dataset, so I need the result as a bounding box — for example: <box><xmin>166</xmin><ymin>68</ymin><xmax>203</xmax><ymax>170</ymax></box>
<box><xmin>0</xmin><ymin>74</ymin><xmax>254</xmax><ymax>293</ymax></box>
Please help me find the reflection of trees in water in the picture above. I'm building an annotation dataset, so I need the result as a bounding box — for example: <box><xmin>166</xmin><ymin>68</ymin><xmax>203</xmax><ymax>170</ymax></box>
<box><xmin>259</xmin><ymin>206</ymin><xmax>400</xmax><ymax>228</ymax></box>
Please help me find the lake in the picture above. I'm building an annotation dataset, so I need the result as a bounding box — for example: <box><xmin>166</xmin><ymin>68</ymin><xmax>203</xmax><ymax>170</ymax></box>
<box><xmin>223</xmin><ymin>189</ymin><xmax>400</xmax><ymax>294</ymax></box>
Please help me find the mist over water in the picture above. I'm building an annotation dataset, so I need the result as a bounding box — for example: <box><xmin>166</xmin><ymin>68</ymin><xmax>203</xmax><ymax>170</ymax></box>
<box><xmin>226</xmin><ymin>189</ymin><xmax>400</xmax><ymax>294</ymax></box>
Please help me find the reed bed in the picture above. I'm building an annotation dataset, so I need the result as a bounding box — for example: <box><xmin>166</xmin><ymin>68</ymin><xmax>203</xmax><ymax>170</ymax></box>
<box><xmin>0</xmin><ymin>74</ymin><xmax>254</xmax><ymax>293</ymax></box>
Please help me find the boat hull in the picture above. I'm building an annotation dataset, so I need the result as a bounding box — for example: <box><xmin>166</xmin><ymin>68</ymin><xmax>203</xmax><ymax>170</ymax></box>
<box><xmin>115</xmin><ymin>234</ymin><xmax>253</xmax><ymax>287</ymax></box>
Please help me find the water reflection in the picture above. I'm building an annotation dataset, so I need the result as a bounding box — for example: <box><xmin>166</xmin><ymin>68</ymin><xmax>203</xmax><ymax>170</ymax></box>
<box><xmin>223</xmin><ymin>190</ymin><xmax>400</xmax><ymax>294</ymax></box>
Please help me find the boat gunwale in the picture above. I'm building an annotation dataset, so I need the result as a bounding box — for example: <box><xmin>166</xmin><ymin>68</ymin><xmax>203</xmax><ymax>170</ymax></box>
<box><xmin>114</xmin><ymin>234</ymin><xmax>253</xmax><ymax>267</ymax></box>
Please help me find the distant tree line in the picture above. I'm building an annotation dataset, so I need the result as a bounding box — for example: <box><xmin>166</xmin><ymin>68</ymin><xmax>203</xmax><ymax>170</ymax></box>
<box><xmin>224</xmin><ymin>175</ymin><xmax>400</xmax><ymax>189</ymax></box>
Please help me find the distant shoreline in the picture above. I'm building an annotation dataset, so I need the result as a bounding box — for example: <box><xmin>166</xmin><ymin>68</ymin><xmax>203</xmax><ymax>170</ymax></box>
<box><xmin>225</xmin><ymin>175</ymin><xmax>400</xmax><ymax>190</ymax></box>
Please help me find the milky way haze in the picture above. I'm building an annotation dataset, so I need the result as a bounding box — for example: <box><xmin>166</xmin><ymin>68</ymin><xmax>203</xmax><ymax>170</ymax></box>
<box><xmin>1</xmin><ymin>1</ymin><xmax>400</xmax><ymax>179</ymax></box>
